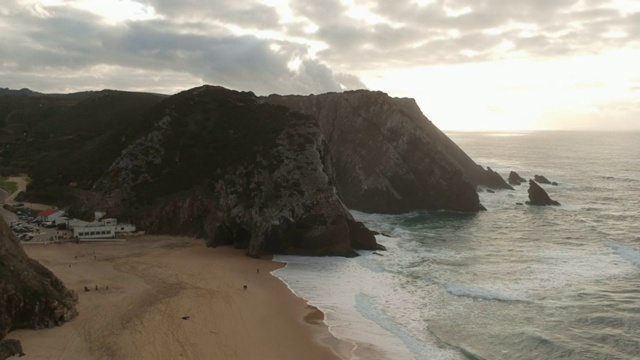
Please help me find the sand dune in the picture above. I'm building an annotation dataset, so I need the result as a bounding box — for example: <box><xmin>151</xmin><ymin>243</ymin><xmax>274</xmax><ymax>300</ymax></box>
<box><xmin>10</xmin><ymin>236</ymin><xmax>351</xmax><ymax>359</ymax></box>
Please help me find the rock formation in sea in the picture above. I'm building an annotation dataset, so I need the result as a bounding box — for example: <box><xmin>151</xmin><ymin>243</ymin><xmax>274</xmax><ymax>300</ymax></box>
<box><xmin>0</xmin><ymin>220</ymin><xmax>78</xmax><ymax>351</ymax></box>
<box><xmin>534</xmin><ymin>175</ymin><xmax>552</xmax><ymax>184</ymax></box>
<box><xmin>526</xmin><ymin>180</ymin><xmax>560</xmax><ymax>206</ymax></box>
<box><xmin>508</xmin><ymin>171</ymin><xmax>527</xmax><ymax>185</ymax></box>
<box><xmin>264</xmin><ymin>90</ymin><xmax>512</xmax><ymax>214</ymax></box>
<box><xmin>92</xmin><ymin>86</ymin><xmax>379</xmax><ymax>257</ymax></box>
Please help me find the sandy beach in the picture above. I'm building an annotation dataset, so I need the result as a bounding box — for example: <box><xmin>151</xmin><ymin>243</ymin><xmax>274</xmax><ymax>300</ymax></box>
<box><xmin>9</xmin><ymin>236</ymin><xmax>352</xmax><ymax>360</ymax></box>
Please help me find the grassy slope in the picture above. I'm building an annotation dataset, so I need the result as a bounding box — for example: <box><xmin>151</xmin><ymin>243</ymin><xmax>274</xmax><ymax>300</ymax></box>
<box><xmin>0</xmin><ymin>178</ymin><xmax>17</xmax><ymax>194</ymax></box>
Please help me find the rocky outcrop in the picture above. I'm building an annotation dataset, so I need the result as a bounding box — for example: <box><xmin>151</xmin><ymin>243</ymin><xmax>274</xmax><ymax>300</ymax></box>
<box><xmin>0</xmin><ymin>220</ymin><xmax>78</xmax><ymax>343</ymax></box>
<box><xmin>508</xmin><ymin>171</ymin><xmax>526</xmax><ymax>185</ymax></box>
<box><xmin>526</xmin><ymin>180</ymin><xmax>560</xmax><ymax>206</ymax></box>
<box><xmin>534</xmin><ymin>175</ymin><xmax>552</xmax><ymax>184</ymax></box>
<box><xmin>0</xmin><ymin>339</ymin><xmax>23</xmax><ymax>359</ymax></box>
<box><xmin>265</xmin><ymin>90</ymin><xmax>511</xmax><ymax>214</ymax></box>
<box><xmin>94</xmin><ymin>86</ymin><xmax>379</xmax><ymax>257</ymax></box>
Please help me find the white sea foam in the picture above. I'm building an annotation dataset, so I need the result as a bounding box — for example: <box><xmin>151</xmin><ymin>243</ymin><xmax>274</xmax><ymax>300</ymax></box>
<box><xmin>606</xmin><ymin>241</ymin><xmax>640</xmax><ymax>267</ymax></box>
<box><xmin>272</xmin><ymin>252</ymin><xmax>463</xmax><ymax>360</ymax></box>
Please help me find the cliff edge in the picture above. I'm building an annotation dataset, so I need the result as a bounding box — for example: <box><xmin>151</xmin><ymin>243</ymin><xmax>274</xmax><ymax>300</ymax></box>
<box><xmin>265</xmin><ymin>91</ymin><xmax>511</xmax><ymax>213</ymax></box>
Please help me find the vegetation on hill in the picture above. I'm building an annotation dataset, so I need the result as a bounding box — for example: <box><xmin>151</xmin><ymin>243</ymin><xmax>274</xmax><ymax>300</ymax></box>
<box><xmin>0</xmin><ymin>90</ymin><xmax>166</xmax><ymax>205</ymax></box>
<box><xmin>0</xmin><ymin>178</ymin><xmax>17</xmax><ymax>194</ymax></box>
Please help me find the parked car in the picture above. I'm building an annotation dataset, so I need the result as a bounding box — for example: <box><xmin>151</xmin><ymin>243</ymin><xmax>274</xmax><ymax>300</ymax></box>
<box><xmin>19</xmin><ymin>234</ymin><xmax>33</xmax><ymax>241</ymax></box>
<box><xmin>41</xmin><ymin>221</ymin><xmax>57</xmax><ymax>228</ymax></box>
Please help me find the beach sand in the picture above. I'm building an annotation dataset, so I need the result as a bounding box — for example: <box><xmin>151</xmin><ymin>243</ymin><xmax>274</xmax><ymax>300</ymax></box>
<box><xmin>9</xmin><ymin>236</ymin><xmax>352</xmax><ymax>360</ymax></box>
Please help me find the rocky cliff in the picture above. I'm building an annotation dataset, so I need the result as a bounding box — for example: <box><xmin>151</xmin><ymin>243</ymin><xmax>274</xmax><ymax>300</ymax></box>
<box><xmin>265</xmin><ymin>91</ymin><xmax>511</xmax><ymax>214</ymax></box>
<box><xmin>0</xmin><ymin>220</ymin><xmax>78</xmax><ymax>342</ymax></box>
<box><xmin>93</xmin><ymin>86</ymin><xmax>378</xmax><ymax>257</ymax></box>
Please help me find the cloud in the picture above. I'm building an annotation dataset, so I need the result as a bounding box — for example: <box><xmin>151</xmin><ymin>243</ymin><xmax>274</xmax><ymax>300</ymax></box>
<box><xmin>0</xmin><ymin>0</ymin><xmax>364</xmax><ymax>94</ymax></box>
<box><xmin>287</xmin><ymin>0</ymin><xmax>640</xmax><ymax>71</ymax></box>
<box><xmin>1</xmin><ymin>0</ymin><xmax>639</xmax><ymax>98</ymax></box>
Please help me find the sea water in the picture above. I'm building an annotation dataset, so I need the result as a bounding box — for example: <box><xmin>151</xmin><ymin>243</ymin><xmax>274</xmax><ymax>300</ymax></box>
<box><xmin>273</xmin><ymin>131</ymin><xmax>640</xmax><ymax>360</ymax></box>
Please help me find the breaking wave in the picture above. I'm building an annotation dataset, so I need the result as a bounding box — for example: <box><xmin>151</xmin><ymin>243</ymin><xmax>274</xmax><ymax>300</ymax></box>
<box><xmin>446</xmin><ymin>283</ymin><xmax>525</xmax><ymax>302</ymax></box>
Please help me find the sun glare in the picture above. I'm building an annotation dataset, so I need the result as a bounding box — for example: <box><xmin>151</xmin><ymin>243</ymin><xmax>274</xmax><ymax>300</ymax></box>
<box><xmin>360</xmin><ymin>48</ymin><xmax>640</xmax><ymax>131</ymax></box>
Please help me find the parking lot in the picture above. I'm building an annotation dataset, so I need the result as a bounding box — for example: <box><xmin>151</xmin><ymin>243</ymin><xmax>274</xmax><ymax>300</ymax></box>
<box><xmin>5</xmin><ymin>211</ymin><xmax>72</xmax><ymax>243</ymax></box>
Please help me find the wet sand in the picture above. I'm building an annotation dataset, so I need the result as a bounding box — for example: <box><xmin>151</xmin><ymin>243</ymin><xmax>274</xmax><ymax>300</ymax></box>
<box><xmin>10</xmin><ymin>236</ymin><xmax>352</xmax><ymax>359</ymax></box>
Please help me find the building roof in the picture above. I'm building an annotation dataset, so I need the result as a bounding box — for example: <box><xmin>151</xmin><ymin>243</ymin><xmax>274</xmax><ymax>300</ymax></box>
<box><xmin>39</xmin><ymin>209</ymin><xmax>60</xmax><ymax>217</ymax></box>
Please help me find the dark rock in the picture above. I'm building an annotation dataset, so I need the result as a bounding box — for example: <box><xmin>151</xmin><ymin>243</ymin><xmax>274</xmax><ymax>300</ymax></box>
<box><xmin>552</xmin><ymin>182</ymin><xmax>558</xmax><ymax>186</ymax></box>
<box><xmin>484</xmin><ymin>167</ymin><xmax>514</xmax><ymax>190</ymax></box>
<box><xmin>526</xmin><ymin>180</ymin><xmax>560</xmax><ymax>206</ymax></box>
<box><xmin>0</xmin><ymin>339</ymin><xmax>23</xmax><ymax>359</ymax></box>
<box><xmin>534</xmin><ymin>175</ymin><xmax>552</xmax><ymax>184</ymax></box>
<box><xmin>346</xmin><ymin>220</ymin><xmax>378</xmax><ymax>251</ymax></box>
<box><xmin>265</xmin><ymin>91</ymin><xmax>510</xmax><ymax>214</ymax></box>
<box><xmin>0</xmin><ymin>221</ymin><xmax>78</xmax><ymax>342</ymax></box>
<box><xmin>508</xmin><ymin>171</ymin><xmax>527</xmax><ymax>185</ymax></box>
<box><xmin>516</xmin><ymin>202</ymin><xmax>524</xmax><ymax>205</ymax></box>
<box><xmin>486</xmin><ymin>189</ymin><xmax>495</xmax><ymax>193</ymax></box>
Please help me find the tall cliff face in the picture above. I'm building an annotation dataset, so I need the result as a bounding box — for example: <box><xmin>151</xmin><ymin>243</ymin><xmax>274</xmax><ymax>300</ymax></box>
<box><xmin>93</xmin><ymin>86</ymin><xmax>378</xmax><ymax>257</ymax></box>
<box><xmin>0</xmin><ymin>221</ymin><xmax>78</xmax><ymax>340</ymax></box>
<box><xmin>265</xmin><ymin>91</ymin><xmax>510</xmax><ymax>214</ymax></box>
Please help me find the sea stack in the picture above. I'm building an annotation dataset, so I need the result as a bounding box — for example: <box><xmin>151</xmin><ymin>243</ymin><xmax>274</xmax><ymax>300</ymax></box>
<box><xmin>508</xmin><ymin>171</ymin><xmax>527</xmax><ymax>185</ymax></box>
<box><xmin>534</xmin><ymin>175</ymin><xmax>552</xmax><ymax>184</ymax></box>
<box><xmin>526</xmin><ymin>179</ymin><xmax>560</xmax><ymax>206</ymax></box>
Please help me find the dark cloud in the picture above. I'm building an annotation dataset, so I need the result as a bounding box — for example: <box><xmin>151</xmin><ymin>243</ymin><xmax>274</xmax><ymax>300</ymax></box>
<box><xmin>0</xmin><ymin>0</ymin><xmax>361</xmax><ymax>94</ymax></box>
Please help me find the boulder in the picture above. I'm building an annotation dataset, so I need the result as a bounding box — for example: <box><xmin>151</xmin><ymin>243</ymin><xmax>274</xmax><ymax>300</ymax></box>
<box><xmin>526</xmin><ymin>180</ymin><xmax>560</xmax><ymax>206</ymax></box>
<box><xmin>0</xmin><ymin>339</ymin><xmax>23</xmax><ymax>359</ymax></box>
<box><xmin>508</xmin><ymin>171</ymin><xmax>527</xmax><ymax>185</ymax></box>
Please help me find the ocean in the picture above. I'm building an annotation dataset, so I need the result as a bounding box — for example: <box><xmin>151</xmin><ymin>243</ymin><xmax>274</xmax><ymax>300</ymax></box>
<box><xmin>273</xmin><ymin>131</ymin><xmax>640</xmax><ymax>360</ymax></box>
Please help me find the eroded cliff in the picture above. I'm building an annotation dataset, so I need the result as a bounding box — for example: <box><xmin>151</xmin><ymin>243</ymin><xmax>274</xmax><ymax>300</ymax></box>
<box><xmin>93</xmin><ymin>86</ymin><xmax>378</xmax><ymax>257</ymax></box>
<box><xmin>265</xmin><ymin>91</ymin><xmax>511</xmax><ymax>213</ymax></box>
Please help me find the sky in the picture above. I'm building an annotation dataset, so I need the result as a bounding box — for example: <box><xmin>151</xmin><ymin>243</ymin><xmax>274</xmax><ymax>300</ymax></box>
<box><xmin>1</xmin><ymin>0</ymin><xmax>640</xmax><ymax>131</ymax></box>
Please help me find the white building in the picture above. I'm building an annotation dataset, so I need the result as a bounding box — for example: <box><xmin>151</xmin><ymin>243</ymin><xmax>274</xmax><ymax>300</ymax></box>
<box><xmin>72</xmin><ymin>218</ymin><xmax>136</xmax><ymax>240</ymax></box>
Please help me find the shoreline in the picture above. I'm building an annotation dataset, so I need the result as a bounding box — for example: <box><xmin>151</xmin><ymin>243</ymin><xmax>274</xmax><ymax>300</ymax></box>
<box><xmin>8</xmin><ymin>236</ymin><xmax>353</xmax><ymax>360</ymax></box>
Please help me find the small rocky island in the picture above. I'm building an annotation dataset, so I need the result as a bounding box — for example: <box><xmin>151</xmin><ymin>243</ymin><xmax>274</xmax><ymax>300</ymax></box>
<box><xmin>526</xmin><ymin>180</ymin><xmax>560</xmax><ymax>206</ymax></box>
